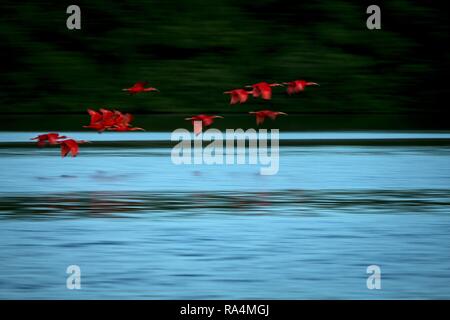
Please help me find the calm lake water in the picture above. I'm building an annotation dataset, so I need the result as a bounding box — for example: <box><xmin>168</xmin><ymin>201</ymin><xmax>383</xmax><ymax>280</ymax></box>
<box><xmin>0</xmin><ymin>131</ymin><xmax>449</xmax><ymax>299</ymax></box>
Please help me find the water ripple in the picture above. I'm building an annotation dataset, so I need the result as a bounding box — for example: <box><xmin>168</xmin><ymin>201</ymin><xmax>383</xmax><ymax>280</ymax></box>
<box><xmin>0</xmin><ymin>189</ymin><xmax>449</xmax><ymax>219</ymax></box>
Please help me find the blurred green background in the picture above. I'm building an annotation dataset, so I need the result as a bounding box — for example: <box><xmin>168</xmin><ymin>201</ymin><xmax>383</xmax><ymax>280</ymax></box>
<box><xmin>0</xmin><ymin>0</ymin><xmax>448</xmax><ymax>130</ymax></box>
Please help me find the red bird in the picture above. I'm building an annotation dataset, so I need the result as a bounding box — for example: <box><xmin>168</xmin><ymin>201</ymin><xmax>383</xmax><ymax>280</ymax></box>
<box><xmin>59</xmin><ymin>139</ymin><xmax>90</xmax><ymax>158</ymax></box>
<box><xmin>122</xmin><ymin>81</ymin><xmax>159</xmax><ymax>95</ymax></box>
<box><xmin>246</xmin><ymin>82</ymin><xmax>283</xmax><ymax>100</ymax></box>
<box><xmin>185</xmin><ymin>114</ymin><xmax>224</xmax><ymax>134</ymax></box>
<box><xmin>108</xmin><ymin>111</ymin><xmax>145</xmax><ymax>132</ymax></box>
<box><xmin>98</xmin><ymin>108</ymin><xmax>117</xmax><ymax>127</ymax></box>
<box><xmin>224</xmin><ymin>89</ymin><xmax>253</xmax><ymax>104</ymax></box>
<box><xmin>83</xmin><ymin>108</ymin><xmax>132</xmax><ymax>132</ymax></box>
<box><xmin>249</xmin><ymin>110</ymin><xmax>287</xmax><ymax>125</ymax></box>
<box><xmin>31</xmin><ymin>133</ymin><xmax>67</xmax><ymax>147</ymax></box>
<box><xmin>83</xmin><ymin>109</ymin><xmax>109</xmax><ymax>132</ymax></box>
<box><xmin>283</xmin><ymin>80</ymin><xmax>319</xmax><ymax>95</ymax></box>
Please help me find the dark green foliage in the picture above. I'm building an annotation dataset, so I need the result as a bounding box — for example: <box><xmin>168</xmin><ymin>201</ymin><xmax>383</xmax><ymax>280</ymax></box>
<box><xmin>0</xmin><ymin>1</ymin><xmax>448</xmax><ymax>117</ymax></box>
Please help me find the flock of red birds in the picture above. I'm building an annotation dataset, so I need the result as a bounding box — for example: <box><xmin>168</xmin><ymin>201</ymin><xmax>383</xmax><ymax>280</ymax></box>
<box><xmin>83</xmin><ymin>108</ymin><xmax>145</xmax><ymax>132</ymax></box>
<box><xmin>192</xmin><ymin>80</ymin><xmax>319</xmax><ymax>133</ymax></box>
<box><xmin>30</xmin><ymin>79</ymin><xmax>319</xmax><ymax>157</ymax></box>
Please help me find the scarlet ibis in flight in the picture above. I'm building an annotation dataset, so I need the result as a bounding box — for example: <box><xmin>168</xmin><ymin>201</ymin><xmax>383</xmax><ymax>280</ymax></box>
<box><xmin>31</xmin><ymin>133</ymin><xmax>67</xmax><ymax>147</ymax></box>
<box><xmin>224</xmin><ymin>89</ymin><xmax>253</xmax><ymax>104</ymax></box>
<box><xmin>108</xmin><ymin>111</ymin><xmax>145</xmax><ymax>131</ymax></box>
<box><xmin>249</xmin><ymin>110</ymin><xmax>287</xmax><ymax>125</ymax></box>
<box><xmin>99</xmin><ymin>108</ymin><xmax>117</xmax><ymax>127</ymax></box>
<box><xmin>59</xmin><ymin>139</ymin><xmax>90</xmax><ymax>158</ymax></box>
<box><xmin>122</xmin><ymin>81</ymin><xmax>159</xmax><ymax>95</ymax></box>
<box><xmin>83</xmin><ymin>109</ymin><xmax>109</xmax><ymax>132</ymax></box>
<box><xmin>283</xmin><ymin>80</ymin><xmax>319</xmax><ymax>95</ymax></box>
<box><xmin>185</xmin><ymin>114</ymin><xmax>224</xmax><ymax>134</ymax></box>
<box><xmin>246</xmin><ymin>82</ymin><xmax>283</xmax><ymax>100</ymax></box>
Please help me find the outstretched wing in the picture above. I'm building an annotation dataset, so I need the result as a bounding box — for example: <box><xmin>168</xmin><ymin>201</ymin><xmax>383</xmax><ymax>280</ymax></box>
<box><xmin>256</xmin><ymin>114</ymin><xmax>265</xmax><ymax>125</ymax></box>
<box><xmin>252</xmin><ymin>86</ymin><xmax>261</xmax><ymax>98</ymax></box>
<box><xmin>60</xmin><ymin>142</ymin><xmax>71</xmax><ymax>157</ymax></box>
<box><xmin>47</xmin><ymin>133</ymin><xmax>60</xmax><ymax>144</ymax></box>
<box><xmin>112</xmin><ymin>111</ymin><xmax>126</xmax><ymax>126</ymax></box>
<box><xmin>230</xmin><ymin>92</ymin><xmax>240</xmax><ymax>104</ymax></box>
<box><xmin>260</xmin><ymin>86</ymin><xmax>272</xmax><ymax>100</ymax></box>
<box><xmin>65</xmin><ymin>140</ymin><xmax>79</xmax><ymax>157</ymax></box>
<box><xmin>295</xmin><ymin>81</ymin><xmax>305</xmax><ymax>91</ymax></box>
<box><xmin>132</xmin><ymin>81</ymin><xmax>148</xmax><ymax>89</ymax></box>
<box><xmin>100</xmin><ymin>108</ymin><xmax>113</xmax><ymax>118</ymax></box>
<box><xmin>238</xmin><ymin>91</ymin><xmax>249</xmax><ymax>103</ymax></box>
<box><xmin>193</xmin><ymin>120</ymin><xmax>203</xmax><ymax>135</ymax></box>
<box><xmin>87</xmin><ymin>109</ymin><xmax>102</xmax><ymax>124</ymax></box>
<box><xmin>202</xmin><ymin>116</ymin><xmax>214</xmax><ymax>127</ymax></box>
<box><xmin>99</xmin><ymin>108</ymin><xmax>116</xmax><ymax>126</ymax></box>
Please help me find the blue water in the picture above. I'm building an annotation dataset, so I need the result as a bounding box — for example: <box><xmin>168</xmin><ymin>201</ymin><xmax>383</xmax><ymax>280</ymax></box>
<box><xmin>0</xmin><ymin>132</ymin><xmax>449</xmax><ymax>299</ymax></box>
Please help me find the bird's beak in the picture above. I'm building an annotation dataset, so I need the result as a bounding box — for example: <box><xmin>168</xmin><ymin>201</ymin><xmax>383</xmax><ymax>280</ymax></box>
<box><xmin>185</xmin><ymin>117</ymin><xmax>193</xmax><ymax>120</ymax></box>
<box><xmin>279</xmin><ymin>112</ymin><xmax>288</xmax><ymax>115</ymax></box>
<box><xmin>310</xmin><ymin>82</ymin><xmax>320</xmax><ymax>86</ymax></box>
<box><xmin>249</xmin><ymin>112</ymin><xmax>256</xmax><ymax>114</ymax></box>
<box><xmin>215</xmin><ymin>116</ymin><xmax>224</xmax><ymax>119</ymax></box>
<box><xmin>245</xmin><ymin>85</ymin><xmax>252</xmax><ymax>88</ymax></box>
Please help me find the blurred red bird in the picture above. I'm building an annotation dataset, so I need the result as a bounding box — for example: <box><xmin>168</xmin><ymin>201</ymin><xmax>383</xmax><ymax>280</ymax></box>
<box><xmin>59</xmin><ymin>139</ymin><xmax>90</xmax><ymax>158</ymax></box>
<box><xmin>83</xmin><ymin>109</ymin><xmax>109</xmax><ymax>132</ymax></box>
<box><xmin>283</xmin><ymin>80</ymin><xmax>319</xmax><ymax>95</ymax></box>
<box><xmin>224</xmin><ymin>89</ymin><xmax>253</xmax><ymax>104</ymax></box>
<box><xmin>108</xmin><ymin>111</ymin><xmax>145</xmax><ymax>131</ymax></box>
<box><xmin>249</xmin><ymin>110</ymin><xmax>287</xmax><ymax>125</ymax></box>
<box><xmin>185</xmin><ymin>114</ymin><xmax>224</xmax><ymax>134</ymax></box>
<box><xmin>122</xmin><ymin>81</ymin><xmax>159</xmax><ymax>95</ymax></box>
<box><xmin>246</xmin><ymin>82</ymin><xmax>283</xmax><ymax>100</ymax></box>
<box><xmin>98</xmin><ymin>108</ymin><xmax>117</xmax><ymax>127</ymax></box>
<box><xmin>31</xmin><ymin>133</ymin><xmax>67</xmax><ymax>147</ymax></box>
